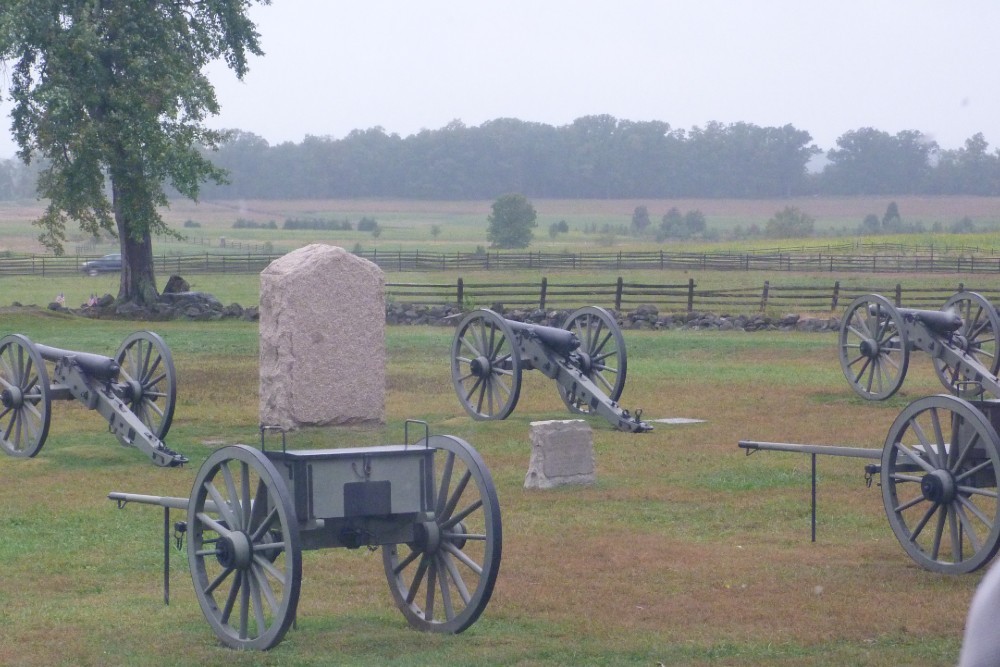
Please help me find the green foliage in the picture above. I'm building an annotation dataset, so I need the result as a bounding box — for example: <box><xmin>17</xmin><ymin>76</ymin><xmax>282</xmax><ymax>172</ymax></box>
<box><xmin>631</xmin><ymin>205</ymin><xmax>651</xmax><ymax>233</ymax></box>
<box><xmin>232</xmin><ymin>218</ymin><xmax>276</xmax><ymax>229</ymax></box>
<box><xmin>765</xmin><ymin>206</ymin><xmax>815</xmax><ymax>238</ymax></box>
<box><xmin>487</xmin><ymin>193</ymin><xmax>537</xmax><ymax>248</ymax></box>
<box><xmin>950</xmin><ymin>216</ymin><xmax>976</xmax><ymax>233</ymax></box>
<box><xmin>182</xmin><ymin>219</ymin><xmax>202</xmax><ymax>229</ymax></box>
<box><xmin>357</xmin><ymin>216</ymin><xmax>379</xmax><ymax>232</ymax></box>
<box><xmin>658</xmin><ymin>207</ymin><xmax>708</xmax><ymax>240</ymax></box>
<box><xmin>0</xmin><ymin>0</ymin><xmax>267</xmax><ymax>305</ymax></box>
<box><xmin>283</xmin><ymin>217</ymin><xmax>352</xmax><ymax>231</ymax></box>
<box><xmin>548</xmin><ymin>220</ymin><xmax>570</xmax><ymax>239</ymax></box>
<box><xmin>860</xmin><ymin>213</ymin><xmax>881</xmax><ymax>234</ymax></box>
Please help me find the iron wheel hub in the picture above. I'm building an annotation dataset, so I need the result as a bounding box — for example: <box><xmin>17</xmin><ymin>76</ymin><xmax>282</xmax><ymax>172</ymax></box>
<box><xmin>859</xmin><ymin>338</ymin><xmax>879</xmax><ymax>358</ymax></box>
<box><xmin>215</xmin><ymin>531</ymin><xmax>253</xmax><ymax>570</ymax></box>
<box><xmin>921</xmin><ymin>469</ymin><xmax>957</xmax><ymax>504</ymax></box>
<box><xmin>469</xmin><ymin>356</ymin><xmax>491</xmax><ymax>378</ymax></box>
<box><xmin>0</xmin><ymin>387</ymin><xmax>19</xmax><ymax>409</ymax></box>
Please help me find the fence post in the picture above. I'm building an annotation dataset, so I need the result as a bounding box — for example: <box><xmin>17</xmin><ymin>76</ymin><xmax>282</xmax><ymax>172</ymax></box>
<box><xmin>660</xmin><ymin>250</ymin><xmax>664</xmax><ymax>270</ymax></box>
<box><xmin>760</xmin><ymin>281</ymin><xmax>770</xmax><ymax>312</ymax></box>
<box><xmin>614</xmin><ymin>276</ymin><xmax>624</xmax><ymax>311</ymax></box>
<box><xmin>831</xmin><ymin>280</ymin><xmax>840</xmax><ymax>311</ymax></box>
<box><xmin>895</xmin><ymin>284</ymin><xmax>902</xmax><ymax>306</ymax></box>
<box><xmin>539</xmin><ymin>277</ymin><xmax>547</xmax><ymax>311</ymax></box>
<box><xmin>687</xmin><ymin>278</ymin><xmax>695</xmax><ymax>312</ymax></box>
<box><xmin>457</xmin><ymin>277</ymin><xmax>464</xmax><ymax>307</ymax></box>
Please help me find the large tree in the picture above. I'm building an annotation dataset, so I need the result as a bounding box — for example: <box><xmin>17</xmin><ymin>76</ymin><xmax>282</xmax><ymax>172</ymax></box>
<box><xmin>0</xmin><ymin>0</ymin><xmax>267</xmax><ymax>306</ymax></box>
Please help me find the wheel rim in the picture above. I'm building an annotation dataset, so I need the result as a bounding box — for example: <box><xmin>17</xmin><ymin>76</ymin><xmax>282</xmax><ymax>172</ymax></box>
<box><xmin>0</xmin><ymin>334</ymin><xmax>51</xmax><ymax>458</ymax></box>
<box><xmin>188</xmin><ymin>445</ymin><xmax>301</xmax><ymax>650</ymax></box>
<box><xmin>383</xmin><ymin>435</ymin><xmax>502</xmax><ymax>633</ymax></box>
<box><xmin>933</xmin><ymin>292</ymin><xmax>1000</xmax><ymax>398</ymax></box>
<box><xmin>451</xmin><ymin>310</ymin><xmax>521</xmax><ymax>420</ymax></box>
<box><xmin>115</xmin><ymin>331</ymin><xmax>177</xmax><ymax>439</ymax></box>
<box><xmin>558</xmin><ymin>306</ymin><xmax>627</xmax><ymax>414</ymax></box>
<box><xmin>838</xmin><ymin>294</ymin><xmax>909</xmax><ymax>400</ymax></box>
<box><xmin>881</xmin><ymin>395</ymin><xmax>1000</xmax><ymax>573</ymax></box>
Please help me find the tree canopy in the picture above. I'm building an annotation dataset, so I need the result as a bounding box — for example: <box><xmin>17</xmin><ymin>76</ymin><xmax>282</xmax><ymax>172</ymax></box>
<box><xmin>0</xmin><ymin>0</ymin><xmax>267</xmax><ymax>305</ymax></box>
<box><xmin>175</xmin><ymin>118</ymin><xmax>999</xmax><ymax>200</ymax></box>
<box><xmin>487</xmin><ymin>194</ymin><xmax>537</xmax><ymax>249</ymax></box>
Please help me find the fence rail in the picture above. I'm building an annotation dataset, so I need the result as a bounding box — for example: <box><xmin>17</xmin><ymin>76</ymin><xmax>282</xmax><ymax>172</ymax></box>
<box><xmin>1</xmin><ymin>250</ymin><xmax>995</xmax><ymax>314</ymax></box>
<box><xmin>7</xmin><ymin>247</ymin><xmax>1000</xmax><ymax>277</ymax></box>
<box><xmin>386</xmin><ymin>278</ymin><xmax>989</xmax><ymax>314</ymax></box>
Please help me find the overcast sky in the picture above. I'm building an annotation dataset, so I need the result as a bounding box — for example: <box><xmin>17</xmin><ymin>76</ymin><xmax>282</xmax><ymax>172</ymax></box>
<box><xmin>2</xmin><ymin>1</ymin><xmax>999</xmax><ymax>159</ymax></box>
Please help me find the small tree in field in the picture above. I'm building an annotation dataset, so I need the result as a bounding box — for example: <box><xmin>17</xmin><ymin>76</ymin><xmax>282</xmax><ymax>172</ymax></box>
<box><xmin>765</xmin><ymin>206</ymin><xmax>815</xmax><ymax>238</ymax></box>
<box><xmin>487</xmin><ymin>193</ymin><xmax>537</xmax><ymax>248</ymax></box>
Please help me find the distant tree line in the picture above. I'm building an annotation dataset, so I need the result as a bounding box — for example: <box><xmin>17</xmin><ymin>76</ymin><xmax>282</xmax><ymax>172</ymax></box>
<box><xmin>3</xmin><ymin>116</ymin><xmax>999</xmax><ymax>201</ymax></box>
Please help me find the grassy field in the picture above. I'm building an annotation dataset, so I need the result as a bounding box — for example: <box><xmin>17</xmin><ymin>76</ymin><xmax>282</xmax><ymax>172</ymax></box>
<box><xmin>4</xmin><ymin>196</ymin><xmax>1000</xmax><ymax>256</ymax></box>
<box><xmin>1</xmin><ymin>197</ymin><xmax>998</xmax><ymax>665</ymax></box>
<box><xmin>0</xmin><ymin>305</ymin><xmax>984</xmax><ymax>666</ymax></box>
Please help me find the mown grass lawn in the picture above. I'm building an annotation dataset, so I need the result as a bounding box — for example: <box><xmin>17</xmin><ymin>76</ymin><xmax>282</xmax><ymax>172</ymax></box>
<box><xmin>0</xmin><ymin>307</ymin><xmax>979</xmax><ymax>666</ymax></box>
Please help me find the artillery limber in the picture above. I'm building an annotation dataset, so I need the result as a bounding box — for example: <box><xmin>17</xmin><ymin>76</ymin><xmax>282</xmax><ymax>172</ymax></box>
<box><xmin>109</xmin><ymin>423</ymin><xmax>502</xmax><ymax>650</ymax></box>
<box><xmin>839</xmin><ymin>291</ymin><xmax>1000</xmax><ymax>400</ymax></box>
<box><xmin>740</xmin><ymin>291</ymin><xmax>1000</xmax><ymax>574</ymax></box>
<box><xmin>450</xmin><ymin>306</ymin><xmax>651</xmax><ymax>432</ymax></box>
<box><xmin>0</xmin><ymin>331</ymin><xmax>185</xmax><ymax>467</ymax></box>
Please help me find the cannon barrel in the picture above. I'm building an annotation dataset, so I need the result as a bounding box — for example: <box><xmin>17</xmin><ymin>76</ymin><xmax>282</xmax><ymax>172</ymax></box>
<box><xmin>504</xmin><ymin>319</ymin><xmax>581</xmax><ymax>356</ymax></box>
<box><xmin>896</xmin><ymin>307</ymin><xmax>963</xmax><ymax>335</ymax></box>
<box><xmin>34</xmin><ymin>343</ymin><xmax>120</xmax><ymax>381</ymax></box>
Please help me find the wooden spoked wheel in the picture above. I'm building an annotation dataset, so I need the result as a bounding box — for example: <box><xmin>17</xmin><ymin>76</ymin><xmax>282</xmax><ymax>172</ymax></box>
<box><xmin>114</xmin><ymin>331</ymin><xmax>177</xmax><ymax>440</ymax></box>
<box><xmin>557</xmin><ymin>306</ymin><xmax>627</xmax><ymax>414</ymax></box>
<box><xmin>0</xmin><ymin>334</ymin><xmax>51</xmax><ymax>458</ymax></box>
<box><xmin>383</xmin><ymin>435</ymin><xmax>502</xmax><ymax>633</ymax></box>
<box><xmin>881</xmin><ymin>395</ymin><xmax>1000</xmax><ymax>573</ymax></box>
<box><xmin>932</xmin><ymin>292</ymin><xmax>1000</xmax><ymax>398</ymax></box>
<box><xmin>188</xmin><ymin>445</ymin><xmax>302</xmax><ymax>650</ymax></box>
<box><xmin>451</xmin><ymin>309</ymin><xmax>522</xmax><ymax>420</ymax></box>
<box><xmin>838</xmin><ymin>294</ymin><xmax>909</xmax><ymax>400</ymax></box>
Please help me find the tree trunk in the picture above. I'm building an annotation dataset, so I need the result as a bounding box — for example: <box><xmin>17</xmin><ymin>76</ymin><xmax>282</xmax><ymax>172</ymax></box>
<box><xmin>113</xmin><ymin>182</ymin><xmax>159</xmax><ymax>307</ymax></box>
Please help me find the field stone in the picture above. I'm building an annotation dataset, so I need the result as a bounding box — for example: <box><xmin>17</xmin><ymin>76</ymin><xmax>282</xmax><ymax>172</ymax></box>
<box><xmin>524</xmin><ymin>419</ymin><xmax>595</xmax><ymax>489</ymax></box>
<box><xmin>259</xmin><ymin>244</ymin><xmax>385</xmax><ymax>429</ymax></box>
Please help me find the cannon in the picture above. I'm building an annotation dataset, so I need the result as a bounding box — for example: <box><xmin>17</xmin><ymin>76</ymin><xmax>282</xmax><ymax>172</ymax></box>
<box><xmin>838</xmin><ymin>291</ymin><xmax>1000</xmax><ymax>400</ymax></box>
<box><xmin>108</xmin><ymin>423</ymin><xmax>502</xmax><ymax>650</ymax></box>
<box><xmin>0</xmin><ymin>331</ymin><xmax>185</xmax><ymax>467</ymax></box>
<box><xmin>740</xmin><ymin>394</ymin><xmax>1000</xmax><ymax>574</ymax></box>
<box><xmin>742</xmin><ymin>293</ymin><xmax>1000</xmax><ymax>573</ymax></box>
<box><xmin>450</xmin><ymin>306</ymin><xmax>651</xmax><ymax>432</ymax></box>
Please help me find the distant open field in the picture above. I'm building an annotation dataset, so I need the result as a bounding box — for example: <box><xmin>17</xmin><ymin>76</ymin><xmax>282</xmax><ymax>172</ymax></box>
<box><xmin>4</xmin><ymin>196</ymin><xmax>1000</xmax><ymax>256</ymax></box>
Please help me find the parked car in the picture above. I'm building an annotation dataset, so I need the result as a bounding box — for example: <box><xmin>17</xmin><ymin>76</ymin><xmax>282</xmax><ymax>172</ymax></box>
<box><xmin>80</xmin><ymin>253</ymin><xmax>122</xmax><ymax>275</ymax></box>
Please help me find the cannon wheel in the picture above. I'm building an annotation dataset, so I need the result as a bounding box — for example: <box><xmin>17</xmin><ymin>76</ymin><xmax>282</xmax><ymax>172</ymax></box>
<box><xmin>188</xmin><ymin>445</ymin><xmax>302</xmax><ymax>650</ymax></box>
<box><xmin>451</xmin><ymin>310</ymin><xmax>522</xmax><ymax>420</ymax></box>
<box><xmin>114</xmin><ymin>331</ymin><xmax>177</xmax><ymax>440</ymax></box>
<box><xmin>383</xmin><ymin>434</ymin><xmax>502</xmax><ymax>633</ymax></box>
<box><xmin>932</xmin><ymin>292</ymin><xmax>1000</xmax><ymax>398</ymax></box>
<box><xmin>881</xmin><ymin>394</ymin><xmax>1000</xmax><ymax>573</ymax></box>
<box><xmin>557</xmin><ymin>306</ymin><xmax>628</xmax><ymax>414</ymax></box>
<box><xmin>838</xmin><ymin>294</ymin><xmax>909</xmax><ymax>400</ymax></box>
<box><xmin>0</xmin><ymin>334</ymin><xmax>51</xmax><ymax>458</ymax></box>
